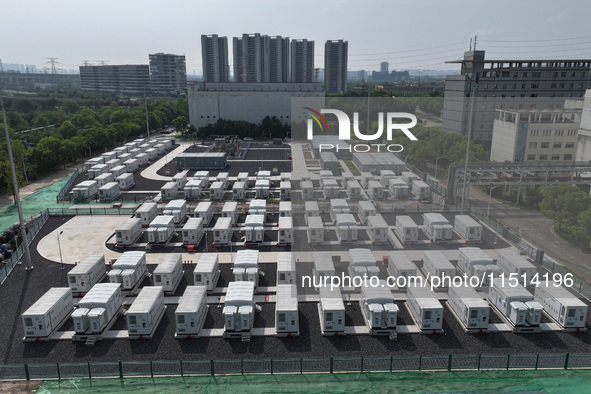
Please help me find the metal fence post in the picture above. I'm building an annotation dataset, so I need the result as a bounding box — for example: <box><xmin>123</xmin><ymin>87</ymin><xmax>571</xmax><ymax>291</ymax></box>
<box><xmin>180</xmin><ymin>360</ymin><xmax>184</xmax><ymax>377</ymax></box>
<box><xmin>118</xmin><ymin>360</ymin><xmax>123</xmax><ymax>378</ymax></box>
<box><xmin>506</xmin><ymin>354</ymin><xmax>511</xmax><ymax>370</ymax></box>
<box><xmin>88</xmin><ymin>361</ymin><xmax>92</xmax><ymax>379</ymax></box>
<box><xmin>271</xmin><ymin>358</ymin><xmax>273</xmax><ymax>375</ymax></box>
<box><xmin>564</xmin><ymin>353</ymin><xmax>570</xmax><ymax>369</ymax></box>
<box><xmin>241</xmin><ymin>359</ymin><xmax>244</xmax><ymax>375</ymax></box>
<box><xmin>360</xmin><ymin>356</ymin><xmax>364</xmax><ymax>373</ymax></box>
<box><xmin>535</xmin><ymin>354</ymin><xmax>539</xmax><ymax>370</ymax></box>
<box><xmin>477</xmin><ymin>354</ymin><xmax>481</xmax><ymax>370</ymax></box>
<box><xmin>418</xmin><ymin>355</ymin><xmax>422</xmax><ymax>371</ymax></box>
<box><xmin>24</xmin><ymin>364</ymin><xmax>29</xmax><ymax>381</ymax></box>
<box><xmin>57</xmin><ymin>363</ymin><xmax>61</xmax><ymax>380</ymax></box>
<box><xmin>210</xmin><ymin>359</ymin><xmax>214</xmax><ymax>376</ymax></box>
<box><xmin>448</xmin><ymin>354</ymin><xmax>452</xmax><ymax>371</ymax></box>
<box><xmin>390</xmin><ymin>356</ymin><xmax>393</xmax><ymax>373</ymax></box>
<box><xmin>300</xmin><ymin>358</ymin><xmax>303</xmax><ymax>374</ymax></box>
<box><xmin>150</xmin><ymin>361</ymin><xmax>153</xmax><ymax>378</ymax></box>
<box><xmin>329</xmin><ymin>357</ymin><xmax>333</xmax><ymax>374</ymax></box>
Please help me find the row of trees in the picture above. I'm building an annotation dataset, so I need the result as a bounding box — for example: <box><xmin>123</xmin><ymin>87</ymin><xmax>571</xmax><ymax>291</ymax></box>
<box><xmin>1</xmin><ymin>89</ymin><xmax>189</xmax><ymax>197</ymax></box>
<box><xmin>195</xmin><ymin>116</ymin><xmax>290</xmax><ymax>140</ymax></box>
<box><xmin>539</xmin><ymin>185</ymin><xmax>591</xmax><ymax>251</ymax></box>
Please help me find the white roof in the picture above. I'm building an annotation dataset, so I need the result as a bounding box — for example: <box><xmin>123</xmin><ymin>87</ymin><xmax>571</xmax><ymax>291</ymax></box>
<box><xmin>74</xmin><ymin>180</ymin><xmax>97</xmax><ymax>189</ymax></box>
<box><xmin>368</xmin><ymin>180</ymin><xmax>383</xmax><ymax>188</ymax></box>
<box><xmin>491</xmin><ymin>278</ymin><xmax>533</xmax><ymax>299</ymax></box>
<box><xmin>358</xmin><ymin>200</ymin><xmax>376</xmax><ymax>211</ymax></box>
<box><xmin>23</xmin><ymin>287</ymin><xmax>72</xmax><ymax>316</ymax></box>
<box><xmin>194</xmin><ymin>171</ymin><xmax>209</xmax><ymax>178</ymax></box>
<box><xmin>322</xmin><ymin>179</ymin><xmax>339</xmax><ymax>188</ymax></box>
<box><xmin>150</xmin><ymin>215</ymin><xmax>174</xmax><ymax>228</ymax></box>
<box><xmin>277</xmin><ymin>252</ymin><xmax>295</xmax><ymax>272</ymax></box>
<box><xmin>407</xmin><ymin>286</ymin><xmax>443</xmax><ymax>309</ymax></box>
<box><xmin>249</xmin><ymin>199</ymin><xmax>266</xmax><ymax>209</ymax></box>
<box><xmin>314</xmin><ymin>253</ymin><xmax>334</xmax><ymax>273</ymax></box>
<box><xmin>116</xmin><ymin>173</ymin><xmax>133</xmax><ymax>180</ymax></box>
<box><xmin>195</xmin><ymin>201</ymin><xmax>212</xmax><ymax>212</ymax></box>
<box><xmin>222</xmin><ymin>201</ymin><xmax>238</xmax><ymax>212</ymax></box>
<box><xmin>116</xmin><ymin>217</ymin><xmax>141</xmax><ymax>232</ymax></box>
<box><xmin>68</xmin><ymin>255</ymin><xmax>104</xmax><ymax>275</ymax></box>
<box><xmin>448</xmin><ymin>286</ymin><xmax>489</xmax><ymax>308</ymax></box>
<box><xmin>278</xmin><ymin>216</ymin><xmax>293</xmax><ymax>229</ymax></box>
<box><xmin>346</xmin><ymin>180</ymin><xmax>361</xmax><ymax>188</ymax></box>
<box><xmin>232</xmin><ymin>181</ymin><xmax>246</xmax><ymax>189</ymax></box>
<box><xmin>234</xmin><ymin>249</ymin><xmax>259</xmax><ymax>268</ymax></box>
<box><xmin>301</xmin><ymin>180</ymin><xmax>313</xmax><ymax>189</ymax></box>
<box><xmin>423</xmin><ymin>251</ymin><xmax>455</xmax><ymax>270</ymax></box>
<box><xmin>455</xmin><ymin>215</ymin><xmax>480</xmax><ymax>227</ymax></box>
<box><xmin>498</xmin><ymin>249</ymin><xmax>536</xmax><ymax>270</ymax></box>
<box><xmin>162</xmin><ymin>181</ymin><xmax>178</xmax><ymax>190</ymax></box>
<box><xmin>154</xmin><ymin>254</ymin><xmax>182</xmax><ymax>274</ymax></box>
<box><xmin>279</xmin><ymin>201</ymin><xmax>292</xmax><ymax>211</ymax></box>
<box><xmin>305</xmin><ymin>201</ymin><xmax>319</xmax><ymax>211</ymax></box>
<box><xmin>336</xmin><ymin>214</ymin><xmax>356</xmax><ymax>225</ymax></box>
<box><xmin>255</xmin><ymin>179</ymin><xmax>270</xmax><ymax>188</ymax></box>
<box><xmin>95</xmin><ymin>173</ymin><xmax>114</xmax><ymax>180</ymax></box>
<box><xmin>214</xmin><ymin>217</ymin><xmax>232</xmax><ymax>229</ymax></box>
<box><xmin>361</xmin><ymin>281</ymin><xmax>394</xmax><ymax>304</ymax></box>
<box><xmin>225</xmin><ymin>281</ymin><xmax>255</xmax><ymax>305</ymax></box>
<box><xmin>237</xmin><ymin>172</ymin><xmax>249</xmax><ymax>179</ymax></box>
<box><xmin>388</xmin><ymin>251</ymin><xmax>416</xmax><ymax>271</ymax></box>
<box><xmin>396</xmin><ymin>215</ymin><xmax>417</xmax><ymax>227</ymax></box>
<box><xmin>423</xmin><ymin>213</ymin><xmax>448</xmax><ymax>225</ymax></box>
<box><xmin>330</xmin><ymin>199</ymin><xmax>348</xmax><ymax>209</ymax></box>
<box><xmin>280</xmin><ymin>181</ymin><xmax>291</xmax><ymax>189</ymax></box>
<box><xmin>349</xmin><ymin>248</ymin><xmax>376</xmax><ymax>266</ymax></box>
<box><xmin>276</xmin><ymin>284</ymin><xmax>298</xmax><ymax>311</ymax></box>
<box><xmin>176</xmin><ymin>286</ymin><xmax>207</xmax><ymax>314</ymax></box>
<box><xmin>459</xmin><ymin>247</ymin><xmax>493</xmax><ymax>264</ymax></box>
<box><xmin>245</xmin><ymin>214</ymin><xmax>265</xmax><ymax>226</ymax></box>
<box><xmin>195</xmin><ymin>254</ymin><xmax>219</xmax><ymax>273</ymax></box>
<box><xmin>99</xmin><ymin>182</ymin><xmax>119</xmax><ymax>191</ymax></box>
<box><xmin>536</xmin><ymin>283</ymin><xmax>587</xmax><ymax>307</ymax></box>
<box><xmin>367</xmin><ymin>214</ymin><xmax>388</xmax><ymax>228</ymax></box>
<box><xmin>308</xmin><ymin>216</ymin><xmax>324</xmax><ymax>229</ymax></box>
<box><xmin>185</xmin><ymin>179</ymin><xmax>203</xmax><ymax>188</ymax></box>
<box><xmin>79</xmin><ymin>283</ymin><xmax>121</xmax><ymax>308</ymax></box>
<box><xmin>183</xmin><ymin>217</ymin><xmax>204</xmax><ymax>230</ymax></box>
<box><xmin>136</xmin><ymin>202</ymin><xmax>157</xmax><ymax>214</ymax></box>
<box><xmin>319</xmin><ymin>286</ymin><xmax>344</xmax><ymax>311</ymax></box>
<box><xmin>128</xmin><ymin>286</ymin><xmax>163</xmax><ymax>314</ymax></box>
<box><xmin>165</xmin><ymin>199</ymin><xmax>186</xmax><ymax>210</ymax></box>
<box><xmin>209</xmin><ymin>181</ymin><xmax>224</xmax><ymax>189</ymax></box>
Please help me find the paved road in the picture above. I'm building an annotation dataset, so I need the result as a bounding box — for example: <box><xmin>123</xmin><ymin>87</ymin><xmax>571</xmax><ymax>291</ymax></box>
<box><xmin>466</xmin><ymin>185</ymin><xmax>591</xmax><ymax>281</ymax></box>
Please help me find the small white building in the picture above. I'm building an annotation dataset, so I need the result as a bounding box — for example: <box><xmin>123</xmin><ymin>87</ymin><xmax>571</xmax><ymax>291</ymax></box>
<box><xmin>255</xmin><ymin>179</ymin><xmax>270</xmax><ymax>199</ymax></box>
<box><xmin>276</xmin><ymin>252</ymin><xmax>296</xmax><ymax>285</ymax></box>
<box><xmin>248</xmin><ymin>199</ymin><xmax>267</xmax><ymax>216</ymax></box>
<box><xmin>116</xmin><ymin>172</ymin><xmax>135</xmax><ymax>190</ymax></box>
<box><xmin>307</xmin><ymin>216</ymin><xmax>324</xmax><ymax>244</ymax></box>
<box><xmin>216</xmin><ymin>172</ymin><xmax>230</xmax><ymax>189</ymax></box>
<box><xmin>194</xmin><ymin>201</ymin><xmax>213</xmax><ymax>225</ymax></box>
<box><xmin>244</xmin><ymin>214</ymin><xmax>265</xmax><ymax>244</ymax></box>
<box><xmin>213</xmin><ymin>217</ymin><xmax>233</xmax><ymax>245</ymax></box>
<box><xmin>182</xmin><ymin>217</ymin><xmax>204</xmax><ymax>246</ymax></box>
<box><xmin>330</xmin><ymin>199</ymin><xmax>350</xmax><ymax>222</ymax></box>
<box><xmin>346</xmin><ymin>180</ymin><xmax>362</xmax><ymax>200</ymax></box>
<box><xmin>147</xmin><ymin>215</ymin><xmax>175</xmax><ymax>244</ymax></box>
<box><xmin>135</xmin><ymin>202</ymin><xmax>158</xmax><ymax>228</ymax></box>
<box><xmin>115</xmin><ymin>217</ymin><xmax>143</xmax><ymax>246</ymax></box>
<box><xmin>193</xmin><ymin>253</ymin><xmax>220</xmax><ymax>291</ymax></box>
<box><xmin>367</xmin><ymin>180</ymin><xmax>385</xmax><ymax>199</ymax></box>
<box><xmin>279</xmin><ymin>201</ymin><xmax>292</xmax><ymax>217</ymax></box>
<box><xmin>367</xmin><ymin>214</ymin><xmax>389</xmax><ymax>244</ymax></box>
<box><xmin>88</xmin><ymin>164</ymin><xmax>109</xmax><ymax>180</ymax></box>
<box><xmin>301</xmin><ymin>180</ymin><xmax>314</xmax><ymax>200</ymax></box>
<box><xmin>336</xmin><ymin>213</ymin><xmax>358</xmax><ymax>243</ymax></box>
<box><xmin>358</xmin><ymin>200</ymin><xmax>377</xmax><ymax>225</ymax></box>
<box><xmin>322</xmin><ymin>178</ymin><xmax>340</xmax><ymax>198</ymax></box>
<box><xmin>161</xmin><ymin>181</ymin><xmax>179</xmax><ymax>201</ymax></box>
<box><xmin>232</xmin><ymin>181</ymin><xmax>246</xmax><ymax>200</ymax></box>
<box><xmin>184</xmin><ymin>179</ymin><xmax>203</xmax><ymax>200</ymax></box>
<box><xmin>280</xmin><ymin>181</ymin><xmax>291</xmax><ymax>200</ymax></box>
<box><xmin>109</xmin><ymin>165</ymin><xmax>127</xmax><ymax>178</ymax></box>
<box><xmin>209</xmin><ymin>181</ymin><xmax>225</xmax><ymax>200</ymax></box>
<box><xmin>172</xmin><ymin>170</ymin><xmax>189</xmax><ymax>189</ymax></box>
<box><xmin>394</xmin><ymin>215</ymin><xmax>419</xmax><ymax>244</ymax></box>
<box><xmin>72</xmin><ymin>181</ymin><xmax>98</xmax><ymax>201</ymax></box>
<box><xmin>360</xmin><ymin>172</ymin><xmax>374</xmax><ymax>188</ymax></box>
<box><xmin>221</xmin><ymin>201</ymin><xmax>239</xmax><ymax>225</ymax></box>
<box><xmin>278</xmin><ymin>216</ymin><xmax>293</xmax><ymax>245</ymax></box>
<box><xmin>98</xmin><ymin>182</ymin><xmax>121</xmax><ymax>202</ymax></box>
<box><xmin>163</xmin><ymin>199</ymin><xmax>187</xmax><ymax>224</ymax></box>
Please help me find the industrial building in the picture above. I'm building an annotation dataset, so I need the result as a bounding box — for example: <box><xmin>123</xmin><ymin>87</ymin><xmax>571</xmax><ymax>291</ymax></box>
<box><xmin>79</xmin><ymin>65</ymin><xmax>150</xmax><ymax>94</ymax></box>
<box><xmin>149</xmin><ymin>53</ymin><xmax>187</xmax><ymax>96</ymax></box>
<box><xmin>175</xmin><ymin>152</ymin><xmax>227</xmax><ymax>170</ymax></box>
<box><xmin>352</xmin><ymin>152</ymin><xmax>405</xmax><ymax>173</ymax></box>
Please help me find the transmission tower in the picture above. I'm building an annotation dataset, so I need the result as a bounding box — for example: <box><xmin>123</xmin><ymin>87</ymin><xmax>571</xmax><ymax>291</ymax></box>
<box><xmin>82</xmin><ymin>60</ymin><xmax>90</xmax><ymax>66</ymax></box>
<box><xmin>46</xmin><ymin>57</ymin><xmax>59</xmax><ymax>74</ymax></box>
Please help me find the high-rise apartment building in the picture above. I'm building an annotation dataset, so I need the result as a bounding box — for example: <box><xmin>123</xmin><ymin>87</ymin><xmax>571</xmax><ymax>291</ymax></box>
<box><xmin>291</xmin><ymin>39</ymin><xmax>314</xmax><ymax>83</ymax></box>
<box><xmin>201</xmin><ymin>34</ymin><xmax>229</xmax><ymax>82</ymax></box>
<box><xmin>324</xmin><ymin>40</ymin><xmax>348</xmax><ymax>94</ymax></box>
<box><xmin>442</xmin><ymin>50</ymin><xmax>591</xmax><ymax>141</ymax></box>
<box><xmin>149</xmin><ymin>53</ymin><xmax>187</xmax><ymax>95</ymax></box>
<box><xmin>233</xmin><ymin>33</ymin><xmax>291</xmax><ymax>83</ymax></box>
<box><xmin>269</xmin><ymin>36</ymin><xmax>290</xmax><ymax>83</ymax></box>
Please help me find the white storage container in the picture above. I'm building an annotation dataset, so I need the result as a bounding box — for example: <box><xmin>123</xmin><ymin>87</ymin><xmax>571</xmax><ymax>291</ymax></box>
<box><xmin>147</xmin><ymin>215</ymin><xmax>175</xmax><ymax>244</ymax></box>
<box><xmin>357</xmin><ymin>172</ymin><xmax>374</xmax><ymax>189</ymax></box>
<box><xmin>358</xmin><ymin>200</ymin><xmax>377</xmax><ymax>225</ymax></box>
<box><xmin>145</xmin><ymin>148</ymin><xmax>158</xmax><ymax>160</ymax></box>
<box><xmin>367</xmin><ymin>214</ymin><xmax>389</xmax><ymax>243</ymax></box>
<box><xmin>394</xmin><ymin>215</ymin><xmax>419</xmax><ymax>244</ymax></box>
<box><xmin>276</xmin><ymin>284</ymin><xmax>299</xmax><ymax>336</ymax></box>
<box><xmin>72</xmin><ymin>308</ymin><xmax>90</xmax><ymax>334</ymax></box>
<box><xmin>209</xmin><ymin>181</ymin><xmax>225</xmax><ymax>200</ymax></box>
<box><xmin>116</xmin><ymin>172</ymin><xmax>135</xmax><ymax>190</ymax></box>
<box><xmin>458</xmin><ymin>247</ymin><xmax>493</xmax><ymax>276</ymax></box>
<box><xmin>216</xmin><ymin>172</ymin><xmax>230</xmax><ymax>189</ymax></box>
<box><xmin>496</xmin><ymin>249</ymin><xmax>538</xmax><ymax>286</ymax></box>
<box><xmin>193</xmin><ymin>254</ymin><xmax>220</xmax><ymax>291</ymax></box>
<box><xmin>182</xmin><ymin>217</ymin><xmax>204</xmax><ymax>245</ymax></box>
<box><xmin>129</xmin><ymin>148</ymin><xmax>142</xmax><ymax>157</ymax></box>
<box><xmin>448</xmin><ymin>285</ymin><xmax>490</xmax><ymax>330</ymax></box>
<box><xmin>348</xmin><ymin>248</ymin><xmax>378</xmax><ymax>282</ymax></box>
<box><xmin>127</xmin><ymin>286</ymin><xmax>165</xmax><ymax>337</ymax></box>
<box><xmin>135</xmin><ymin>202</ymin><xmax>158</xmax><ymax>228</ymax></box>
<box><xmin>367</xmin><ymin>180</ymin><xmax>385</xmax><ymax>199</ymax></box>
<box><xmin>423</xmin><ymin>251</ymin><xmax>456</xmax><ymax>285</ymax></box>
<box><xmin>22</xmin><ymin>288</ymin><xmax>73</xmax><ymax>339</ymax></box>
<box><xmin>276</xmin><ymin>252</ymin><xmax>295</xmax><ymax>285</ymax></box>
<box><xmin>534</xmin><ymin>283</ymin><xmax>588</xmax><ymax>329</ymax></box>
<box><xmin>175</xmin><ymin>286</ymin><xmax>208</xmax><ymax>336</ymax></box>
<box><xmin>185</xmin><ymin>179</ymin><xmax>204</xmax><ymax>200</ymax></box>
<box><xmin>322</xmin><ymin>178</ymin><xmax>340</xmax><ymax>198</ymax></box>
<box><xmin>223</xmin><ymin>281</ymin><xmax>255</xmax><ymax>332</ymax></box>
<box><xmin>319</xmin><ymin>286</ymin><xmax>345</xmax><ymax>333</ymax></box>
<box><xmin>319</xmin><ymin>170</ymin><xmax>333</xmax><ymax>179</ymax></box>
<box><xmin>172</xmin><ymin>170</ymin><xmax>189</xmax><ymax>189</ymax></box>
<box><xmin>163</xmin><ymin>199</ymin><xmax>187</xmax><ymax>224</ymax></box>
<box><xmin>123</xmin><ymin>159</ymin><xmax>139</xmax><ymax>173</ymax></box>
<box><xmin>257</xmin><ymin>170</ymin><xmax>271</xmax><ymax>180</ymax></box>
<box><xmin>237</xmin><ymin>172</ymin><xmax>250</xmax><ymax>185</ymax></box>
<box><xmin>422</xmin><ymin>213</ymin><xmax>453</xmax><ymax>241</ymax></box>
<box><xmin>313</xmin><ymin>253</ymin><xmax>335</xmax><ymax>287</ymax></box>
<box><xmin>222</xmin><ymin>201</ymin><xmax>239</xmax><ymax>224</ymax></box>
<box><xmin>77</xmin><ymin>283</ymin><xmax>123</xmax><ymax>334</ymax></box>
<box><xmin>280</xmin><ymin>172</ymin><xmax>291</xmax><ymax>182</ymax></box>
<box><xmin>280</xmin><ymin>181</ymin><xmax>292</xmax><ymax>200</ymax></box>
<box><xmin>94</xmin><ymin>172</ymin><xmax>115</xmax><ymax>188</ymax></box>
<box><xmin>213</xmin><ymin>217</ymin><xmax>232</xmax><ymax>245</ymax></box>
<box><xmin>380</xmin><ymin>170</ymin><xmax>397</xmax><ymax>187</ymax></box>
<box><xmin>115</xmin><ymin>217</ymin><xmax>143</xmax><ymax>246</ymax></box>
<box><xmin>407</xmin><ymin>286</ymin><xmax>444</xmax><ymax>331</ymax></box>
<box><xmin>113</xmin><ymin>146</ymin><xmax>128</xmax><ymax>156</ymax></box>
<box><xmin>98</xmin><ymin>182</ymin><xmax>121</xmax><ymax>202</ymax></box>
<box><xmin>300</xmin><ymin>172</ymin><xmax>311</xmax><ymax>182</ymax></box>
<box><xmin>109</xmin><ymin>165</ymin><xmax>127</xmax><ymax>178</ymax></box>
<box><xmin>232</xmin><ymin>181</ymin><xmax>246</xmax><ymax>200</ymax></box>
<box><xmin>255</xmin><ymin>179</ymin><xmax>270</xmax><ymax>199</ymax></box>
<box><xmin>330</xmin><ymin>199</ymin><xmax>350</xmax><ymax>222</ymax></box>
<box><xmin>135</xmin><ymin>153</ymin><xmax>149</xmax><ymax>166</ymax></box>
<box><xmin>401</xmin><ymin>171</ymin><xmax>420</xmax><ymax>187</ymax></box>
<box><xmin>194</xmin><ymin>201</ymin><xmax>213</xmax><ymax>225</ymax></box>
<box><xmin>248</xmin><ymin>199</ymin><xmax>267</xmax><ymax>215</ymax></box>
<box><xmin>278</xmin><ymin>216</ymin><xmax>293</xmax><ymax>245</ymax></box>
<box><xmin>161</xmin><ymin>181</ymin><xmax>179</xmax><ymax>201</ymax></box>
<box><xmin>307</xmin><ymin>216</ymin><xmax>324</xmax><ymax>244</ymax></box>
<box><xmin>154</xmin><ymin>143</ymin><xmax>166</xmax><ymax>155</ymax></box>
<box><xmin>336</xmin><ymin>214</ymin><xmax>358</xmax><ymax>242</ymax></box>
<box><xmin>454</xmin><ymin>215</ymin><xmax>482</xmax><ymax>242</ymax></box>
<box><xmin>341</xmin><ymin>172</ymin><xmax>354</xmax><ymax>186</ymax></box>
<box><xmin>110</xmin><ymin>251</ymin><xmax>148</xmax><ymax>290</ymax></box>
<box><xmin>279</xmin><ymin>201</ymin><xmax>292</xmax><ymax>217</ymax></box>
<box><xmin>245</xmin><ymin>214</ymin><xmax>265</xmax><ymax>244</ymax></box>
<box><xmin>68</xmin><ymin>255</ymin><xmax>106</xmax><ymax>293</ymax></box>
<box><xmin>88</xmin><ymin>164</ymin><xmax>109</xmax><ymax>179</ymax></box>
<box><xmin>234</xmin><ymin>250</ymin><xmax>260</xmax><ymax>289</ymax></box>
<box><xmin>194</xmin><ymin>171</ymin><xmax>210</xmax><ymax>185</ymax></box>
<box><xmin>84</xmin><ymin>157</ymin><xmax>104</xmax><ymax>172</ymax></box>
<box><xmin>153</xmin><ymin>253</ymin><xmax>183</xmax><ymax>293</ymax></box>
<box><xmin>72</xmin><ymin>180</ymin><xmax>98</xmax><ymax>201</ymax></box>
<box><xmin>346</xmin><ymin>180</ymin><xmax>362</xmax><ymax>200</ymax></box>
<box><xmin>411</xmin><ymin>180</ymin><xmax>431</xmax><ymax>200</ymax></box>
<box><xmin>361</xmin><ymin>281</ymin><xmax>398</xmax><ymax>330</ymax></box>
<box><xmin>388</xmin><ymin>178</ymin><xmax>409</xmax><ymax>199</ymax></box>
<box><xmin>305</xmin><ymin>201</ymin><xmax>320</xmax><ymax>225</ymax></box>
<box><xmin>488</xmin><ymin>278</ymin><xmax>536</xmax><ymax>326</ymax></box>
<box><xmin>118</xmin><ymin>153</ymin><xmax>133</xmax><ymax>163</ymax></box>
<box><xmin>301</xmin><ymin>180</ymin><xmax>314</xmax><ymax>200</ymax></box>
<box><xmin>386</xmin><ymin>251</ymin><xmax>418</xmax><ymax>288</ymax></box>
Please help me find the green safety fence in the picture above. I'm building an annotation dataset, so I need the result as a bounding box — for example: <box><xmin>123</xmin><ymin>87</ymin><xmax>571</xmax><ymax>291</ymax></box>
<box><xmin>55</xmin><ymin>168</ymin><xmax>81</xmax><ymax>203</ymax></box>
<box><xmin>3</xmin><ymin>353</ymin><xmax>591</xmax><ymax>381</ymax></box>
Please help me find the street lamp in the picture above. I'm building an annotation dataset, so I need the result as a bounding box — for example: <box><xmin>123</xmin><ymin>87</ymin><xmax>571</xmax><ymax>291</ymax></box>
<box><xmin>487</xmin><ymin>184</ymin><xmax>502</xmax><ymax>217</ymax></box>
<box><xmin>434</xmin><ymin>155</ymin><xmax>445</xmax><ymax>180</ymax></box>
<box><xmin>57</xmin><ymin>231</ymin><xmax>64</xmax><ymax>270</ymax></box>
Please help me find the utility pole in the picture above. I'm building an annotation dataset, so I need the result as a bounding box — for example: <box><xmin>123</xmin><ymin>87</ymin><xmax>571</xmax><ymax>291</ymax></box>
<box><xmin>144</xmin><ymin>87</ymin><xmax>150</xmax><ymax>139</ymax></box>
<box><xmin>1</xmin><ymin>91</ymin><xmax>33</xmax><ymax>270</ymax></box>
<box><xmin>46</xmin><ymin>58</ymin><xmax>59</xmax><ymax>74</ymax></box>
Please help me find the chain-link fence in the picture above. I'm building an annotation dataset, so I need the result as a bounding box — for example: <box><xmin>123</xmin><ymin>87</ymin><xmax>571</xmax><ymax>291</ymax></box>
<box><xmin>3</xmin><ymin>352</ymin><xmax>589</xmax><ymax>381</ymax></box>
<box><xmin>55</xmin><ymin>168</ymin><xmax>81</xmax><ymax>203</ymax></box>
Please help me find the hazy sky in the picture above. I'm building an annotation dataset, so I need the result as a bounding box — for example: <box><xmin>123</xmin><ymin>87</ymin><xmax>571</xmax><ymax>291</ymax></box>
<box><xmin>2</xmin><ymin>0</ymin><xmax>591</xmax><ymax>74</ymax></box>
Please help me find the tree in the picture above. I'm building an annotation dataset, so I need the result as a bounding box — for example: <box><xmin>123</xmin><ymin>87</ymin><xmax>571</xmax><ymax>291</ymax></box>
<box><xmin>172</xmin><ymin>116</ymin><xmax>188</xmax><ymax>134</ymax></box>
<box><xmin>58</xmin><ymin>120</ymin><xmax>77</xmax><ymax>139</ymax></box>
<box><xmin>540</xmin><ymin>185</ymin><xmax>591</xmax><ymax>231</ymax></box>
<box><xmin>61</xmin><ymin>100</ymin><xmax>80</xmax><ymax>114</ymax></box>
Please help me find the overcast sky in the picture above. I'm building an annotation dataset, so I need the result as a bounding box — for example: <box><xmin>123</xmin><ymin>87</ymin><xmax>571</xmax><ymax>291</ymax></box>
<box><xmin>2</xmin><ymin>0</ymin><xmax>591</xmax><ymax>74</ymax></box>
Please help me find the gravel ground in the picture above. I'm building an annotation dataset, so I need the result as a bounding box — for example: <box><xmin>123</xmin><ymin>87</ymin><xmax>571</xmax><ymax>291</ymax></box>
<box><xmin>1</xmin><ymin>216</ymin><xmax>591</xmax><ymax>366</ymax></box>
